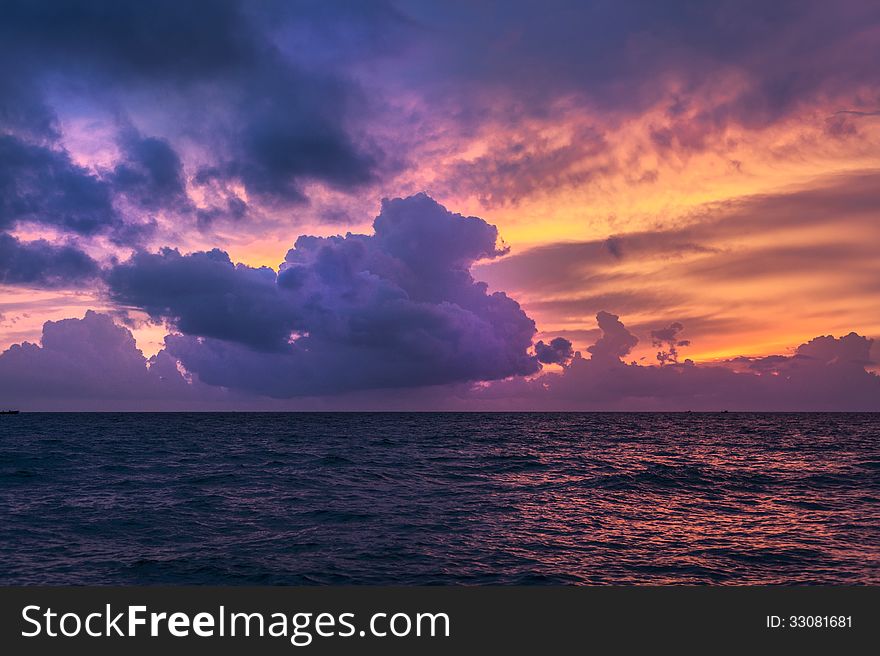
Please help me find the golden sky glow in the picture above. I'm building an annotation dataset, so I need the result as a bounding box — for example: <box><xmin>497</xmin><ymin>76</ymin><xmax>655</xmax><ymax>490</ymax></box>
<box><xmin>192</xmin><ymin>103</ymin><xmax>880</xmax><ymax>366</ymax></box>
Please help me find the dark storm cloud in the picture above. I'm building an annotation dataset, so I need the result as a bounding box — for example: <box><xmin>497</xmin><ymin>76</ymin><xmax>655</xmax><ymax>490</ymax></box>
<box><xmin>0</xmin><ymin>76</ymin><xmax>57</xmax><ymax>141</ymax></box>
<box><xmin>0</xmin><ymin>132</ymin><xmax>153</xmax><ymax>285</ymax></box>
<box><xmin>0</xmin><ymin>0</ymin><xmax>404</xmax><ymax>285</ymax></box>
<box><xmin>219</xmin><ymin>81</ymin><xmax>377</xmax><ymax>201</ymax></box>
<box><xmin>108</xmin><ymin>194</ymin><xmax>539</xmax><ymax>396</ymax></box>
<box><xmin>107</xmin><ymin>248</ymin><xmax>294</xmax><ymax>351</ymax></box>
<box><xmin>0</xmin><ymin>0</ymin><xmax>389</xmax><ymax>215</ymax></box>
<box><xmin>0</xmin><ymin>135</ymin><xmax>119</xmax><ymax>236</ymax></box>
<box><xmin>0</xmin><ymin>233</ymin><xmax>99</xmax><ymax>287</ymax></box>
<box><xmin>535</xmin><ymin>336</ymin><xmax>574</xmax><ymax>365</ymax></box>
<box><xmin>0</xmin><ymin>132</ymin><xmax>174</xmax><ymax>284</ymax></box>
<box><xmin>190</xmin><ymin>64</ymin><xmax>380</xmax><ymax>204</ymax></box>
<box><xmin>111</xmin><ymin>132</ymin><xmax>189</xmax><ymax>212</ymax></box>
<box><xmin>0</xmin><ymin>0</ymin><xmax>256</xmax><ymax>81</ymax></box>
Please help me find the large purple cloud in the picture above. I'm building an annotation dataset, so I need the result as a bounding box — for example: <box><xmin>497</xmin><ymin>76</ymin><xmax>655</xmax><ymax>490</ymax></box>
<box><xmin>108</xmin><ymin>194</ymin><xmax>539</xmax><ymax>396</ymax></box>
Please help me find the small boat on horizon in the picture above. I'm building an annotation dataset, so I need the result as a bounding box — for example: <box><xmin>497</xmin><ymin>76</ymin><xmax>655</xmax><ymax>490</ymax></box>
<box><xmin>0</xmin><ymin>410</ymin><xmax>20</xmax><ymax>414</ymax></box>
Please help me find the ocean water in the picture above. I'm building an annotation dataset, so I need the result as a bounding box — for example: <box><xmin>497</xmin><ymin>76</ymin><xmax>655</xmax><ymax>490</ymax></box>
<box><xmin>0</xmin><ymin>413</ymin><xmax>877</xmax><ymax>585</ymax></box>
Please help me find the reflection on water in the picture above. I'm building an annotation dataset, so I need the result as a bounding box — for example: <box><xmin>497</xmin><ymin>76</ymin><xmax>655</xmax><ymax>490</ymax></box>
<box><xmin>0</xmin><ymin>413</ymin><xmax>877</xmax><ymax>584</ymax></box>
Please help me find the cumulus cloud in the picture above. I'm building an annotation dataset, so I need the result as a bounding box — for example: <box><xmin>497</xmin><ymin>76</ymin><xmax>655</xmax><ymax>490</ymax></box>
<box><xmin>795</xmin><ymin>332</ymin><xmax>873</xmax><ymax>365</ymax></box>
<box><xmin>107</xmin><ymin>248</ymin><xmax>291</xmax><ymax>351</ymax></box>
<box><xmin>474</xmin><ymin>312</ymin><xmax>880</xmax><ymax>411</ymax></box>
<box><xmin>535</xmin><ymin>337</ymin><xmax>574</xmax><ymax>365</ymax></box>
<box><xmin>0</xmin><ymin>308</ymin><xmax>877</xmax><ymax>411</ymax></box>
<box><xmin>586</xmin><ymin>311</ymin><xmax>639</xmax><ymax>364</ymax></box>
<box><xmin>0</xmin><ymin>310</ymin><xmax>228</xmax><ymax>409</ymax></box>
<box><xmin>108</xmin><ymin>194</ymin><xmax>539</xmax><ymax>396</ymax></box>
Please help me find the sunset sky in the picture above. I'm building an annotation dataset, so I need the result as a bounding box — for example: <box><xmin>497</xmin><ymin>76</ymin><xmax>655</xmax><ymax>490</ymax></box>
<box><xmin>1</xmin><ymin>0</ymin><xmax>879</xmax><ymax>409</ymax></box>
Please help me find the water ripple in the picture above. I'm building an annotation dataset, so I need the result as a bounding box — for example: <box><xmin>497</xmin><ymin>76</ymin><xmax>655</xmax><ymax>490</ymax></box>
<box><xmin>0</xmin><ymin>412</ymin><xmax>878</xmax><ymax>585</ymax></box>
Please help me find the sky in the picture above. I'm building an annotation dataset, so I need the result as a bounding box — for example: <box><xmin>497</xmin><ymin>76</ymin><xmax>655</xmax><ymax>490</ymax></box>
<box><xmin>0</xmin><ymin>0</ymin><xmax>878</xmax><ymax>410</ymax></box>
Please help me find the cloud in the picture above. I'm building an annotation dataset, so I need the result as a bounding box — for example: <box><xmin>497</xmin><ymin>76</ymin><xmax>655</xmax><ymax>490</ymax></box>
<box><xmin>440</xmin><ymin>125</ymin><xmax>611</xmax><ymax>207</ymax></box>
<box><xmin>110</xmin><ymin>131</ymin><xmax>189</xmax><ymax>213</ymax></box>
<box><xmin>0</xmin><ymin>308</ymin><xmax>876</xmax><ymax>411</ymax></box>
<box><xmin>0</xmin><ymin>233</ymin><xmax>99</xmax><ymax>287</ymax></box>
<box><xmin>108</xmin><ymin>194</ymin><xmax>539</xmax><ymax>396</ymax></box>
<box><xmin>476</xmin><ymin>230</ymin><xmax>719</xmax><ymax>299</ymax></box>
<box><xmin>407</xmin><ymin>1</ymin><xmax>880</xmax><ymax>123</ymax></box>
<box><xmin>0</xmin><ymin>310</ymin><xmax>227</xmax><ymax>409</ymax></box>
<box><xmin>107</xmin><ymin>248</ymin><xmax>291</xmax><ymax>351</ymax></box>
<box><xmin>0</xmin><ymin>131</ymin><xmax>146</xmax><ymax>289</ymax></box>
<box><xmin>0</xmin><ymin>132</ymin><xmax>179</xmax><ymax>283</ymax></box>
<box><xmin>376</xmin><ymin>0</ymin><xmax>880</xmax><ymax>220</ymax></box>
<box><xmin>474</xmin><ymin>312</ymin><xmax>880</xmax><ymax>411</ymax></box>
<box><xmin>586</xmin><ymin>311</ymin><xmax>639</xmax><ymax>364</ymax></box>
<box><xmin>0</xmin><ymin>0</ymin><xmax>394</xmax><ymax>250</ymax></box>
<box><xmin>650</xmin><ymin>321</ymin><xmax>690</xmax><ymax>365</ymax></box>
<box><xmin>0</xmin><ymin>134</ymin><xmax>120</xmax><ymax>237</ymax></box>
<box><xmin>796</xmin><ymin>332</ymin><xmax>873</xmax><ymax>365</ymax></box>
<box><xmin>2</xmin><ymin>0</ymin><xmax>878</xmax><ymax>230</ymax></box>
<box><xmin>535</xmin><ymin>336</ymin><xmax>574</xmax><ymax>365</ymax></box>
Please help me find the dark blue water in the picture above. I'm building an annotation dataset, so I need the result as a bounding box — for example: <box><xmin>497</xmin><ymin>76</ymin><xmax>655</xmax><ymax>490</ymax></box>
<box><xmin>1</xmin><ymin>413</ymin><xmax>878</xmax><ymax>584</ymax></box>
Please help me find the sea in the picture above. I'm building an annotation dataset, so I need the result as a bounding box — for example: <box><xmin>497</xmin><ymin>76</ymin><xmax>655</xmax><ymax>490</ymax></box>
<box><xmin>0</xmin><ymin>413</ymin><xmax>877</xmax><ymax>585</ymax></box>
